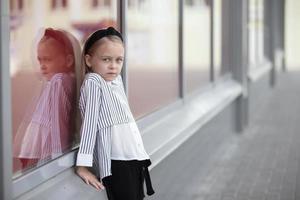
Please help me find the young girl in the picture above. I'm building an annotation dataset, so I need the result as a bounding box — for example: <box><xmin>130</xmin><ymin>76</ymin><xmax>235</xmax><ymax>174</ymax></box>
<box><xmin>76</xmin><ymin>27</ymin><xmax>154</xmax><ymax>200</ymax></box>
<box><xmin>13</xmin><ymin>28</ymin><xmax>81</xmax><ymax>170</ymax></box>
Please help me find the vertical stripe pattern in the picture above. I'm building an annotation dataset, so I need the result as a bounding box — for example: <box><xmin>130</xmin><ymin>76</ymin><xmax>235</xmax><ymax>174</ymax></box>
<box><xmin>16</xmin><ymin>73</ymin><xmax>75</xmax><ymax>161</ymax></box>
<box><xmin>77</xmin><ymin>73</ymin><xmax>131</xmax><ymax>179</ymax></box>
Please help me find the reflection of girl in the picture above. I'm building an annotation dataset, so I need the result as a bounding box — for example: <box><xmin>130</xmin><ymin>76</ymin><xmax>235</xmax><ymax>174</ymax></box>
<box><xmin>13</xmin><ymin>28</ymin><xmax>81</xmax><ymax>169</ymax></box>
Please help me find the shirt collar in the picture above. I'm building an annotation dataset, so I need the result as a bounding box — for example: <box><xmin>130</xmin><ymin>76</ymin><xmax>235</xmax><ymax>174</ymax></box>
<box><xmin>107</xmin><ymin>76</ymin><xmax>119</xmax><ymax>86</ymax></box>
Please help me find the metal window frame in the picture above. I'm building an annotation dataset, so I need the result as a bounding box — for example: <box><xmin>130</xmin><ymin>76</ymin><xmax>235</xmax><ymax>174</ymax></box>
<box><xmin>118</xmin><ymin>0</ymin><xmax>128</xmax><ymax>94</ymax></box>
<box><xmin>210</xmin><ymin>0</ymin><xmax>215</xmax><ymax>82</ymax></box>
<box><xmin>179</xmin><ymin>0</ymin><xmax>185</xmax><ymax>99</ymax></box>
<box><xmin>1</xmin><ymin>0</ymin><xmax>13</xmax><ymax>199</ymax></box>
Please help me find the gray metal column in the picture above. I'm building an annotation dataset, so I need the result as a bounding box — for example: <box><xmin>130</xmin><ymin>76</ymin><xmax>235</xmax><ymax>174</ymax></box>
<box><xmin>264</xmin><ymin>0</ymin><xmax>272</xmax><ymax>62</ymax></box>
<box><xmin>281</xmin><ymin>0</ymin><xmax>286</xmax><ymax>72</ymax></box>
<box><xmin>222</xmin><ymin>0</ymin><xmax>249</xmax><ymax>132</ymax></box>
<box><xmin>270</xmin><ymin>0</ymin><xmax>278</xmax><ymax>86</ymax></box>
<box><xmin>264</xmin><ymin>0</ymin><xmax>276</xmax><ymax>86</ymax></box>
<box><xmin>0</xmin><ymin>0</ymin><xmax>13</xmax><ymax>200</ymax></box>
<box><xmin>118</xmin><ymin>0</ymin><xmax>128</xmax><ymax>95</ymax></box>
<box><xmin>210</xmin><ymin>0</ymin><xmax>215</xmax><ymax>82</ymax></box>
<box><xmin>179</xmin><ymin>0</ymin><xmax>184</xmax><ymax>98</ymax></box>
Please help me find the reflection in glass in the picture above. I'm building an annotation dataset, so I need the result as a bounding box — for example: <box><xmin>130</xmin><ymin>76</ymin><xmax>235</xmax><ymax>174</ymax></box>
<box><xmin>184</xmin><ymin>0</ymin><xmax>211</xmax><ymax>94</ymax></box>
<box><xmin>13</xmin><ymin>28</ymin><xmax>80</xmax><ymax>171</ymax></box>
<box><xmin>10</xmin><ymin>0</ymin><xmax>118</xmax><ymax>177</ymax></box>
<box><xmin>127</xmin><ymin>0</ymin><xmax>179</xmax><ymax>118</ymax></box>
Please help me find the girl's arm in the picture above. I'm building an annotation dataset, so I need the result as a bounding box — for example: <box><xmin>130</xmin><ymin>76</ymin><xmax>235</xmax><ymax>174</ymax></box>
<box><xmin>76</xmin><ymin>80</ymin><xmax>103</xmax><ymax>189</ymax></box>
<box><xmin>49</xmin><ymin>75</ymin><xmax>71</xmax><ymax>157</ymax></box>
<box><xmin>76</xmin><ymin>166</ymin><xmax>104</xmax><ymax>190</ymax></box>
<box><xmin>76</xmin><ymin>80</ymin><xmax>101</xmax><ymax>166</ymax></box>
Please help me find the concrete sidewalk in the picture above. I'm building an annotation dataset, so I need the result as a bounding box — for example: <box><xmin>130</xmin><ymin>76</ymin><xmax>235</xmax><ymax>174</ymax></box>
<box><xmin>146</xmin><ymin>72</ymin><xmax>300</xmax><ymax>200</ymax></box>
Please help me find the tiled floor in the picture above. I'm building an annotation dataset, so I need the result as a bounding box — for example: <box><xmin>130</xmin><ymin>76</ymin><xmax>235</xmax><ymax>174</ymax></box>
<box><xmin>146</xmin><ymin>72</ymin><xmax>300</xmax><ymax>200</ymax></box>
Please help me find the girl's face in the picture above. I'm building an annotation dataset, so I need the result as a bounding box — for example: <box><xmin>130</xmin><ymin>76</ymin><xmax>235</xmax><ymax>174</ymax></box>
<box><xmin>85</xmin><ymin>39</ymin><xmax>124</xmax><ymax>81</ymax></box>
<box><xmin>37</xmin><ymin>38</ymin><xmax>72</xmax><ymax>80</ymax></box>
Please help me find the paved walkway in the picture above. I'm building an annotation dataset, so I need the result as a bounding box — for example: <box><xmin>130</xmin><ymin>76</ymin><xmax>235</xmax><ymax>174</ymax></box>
<box><xmin>146</xmin><ymin>72</ymin><xmax>300</xmax><ymax>200</ymax></box>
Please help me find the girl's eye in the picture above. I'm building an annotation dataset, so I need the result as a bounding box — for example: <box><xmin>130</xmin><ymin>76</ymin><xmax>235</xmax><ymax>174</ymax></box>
<box><xmin>102</xmin><ymin>58</ymin><xmax>110</xmax><ymax>62</ymax></box>
<box><xmin>117</xmin><ymin>58</ymin><xmax>123</xmax><ymax>63</ymax></box>
<box><xmin>38</xmin><ymin>58</ymin><xmax>51</xmax><ymax>63</ymax></box>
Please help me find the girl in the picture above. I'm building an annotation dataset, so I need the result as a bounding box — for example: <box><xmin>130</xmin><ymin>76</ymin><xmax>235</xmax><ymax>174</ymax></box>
<box><xmin>76</xmin><ymin>27</ymin><xmax>155</xmax><ymax>200</ymax></box>
<box><xmin>13</xmin><ymin>28</ymin><xmax>81</xmax><ymax>170</ymax></box>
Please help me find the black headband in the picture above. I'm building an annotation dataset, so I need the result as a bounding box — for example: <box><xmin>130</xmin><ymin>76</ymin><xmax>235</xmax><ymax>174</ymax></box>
<box><xmin>84</xmin><ymin>27</ymin><xmax>123</xmax><ymax>54</ymax></box>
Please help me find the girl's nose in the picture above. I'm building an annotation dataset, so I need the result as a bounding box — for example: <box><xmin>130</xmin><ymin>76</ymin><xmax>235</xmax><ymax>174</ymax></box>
<box><xmin>109</xmin><ymin>61</ymin><xmax>117</xmax><ymax>69</ymax></box>
<box><xmin>40</xmin><ymin>62</ymin><xmax>45</xmax><ymax>68</ymax></box>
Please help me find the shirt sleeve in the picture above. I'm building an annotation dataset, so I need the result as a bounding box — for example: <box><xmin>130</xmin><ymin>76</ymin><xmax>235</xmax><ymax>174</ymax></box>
<box><xmin>76</xmin><ymin>80</ymin><xmax>102</xmax><ymax>166</ymax></box>
<box><xmin>49</xmin><ymin>77</ymin><xmax>64</xmax><ymax>158</ymax></box>
<box><xmin>50</xmin><ymin>75</ymin><xmax>75</xmax><ymax>157</ymax></box>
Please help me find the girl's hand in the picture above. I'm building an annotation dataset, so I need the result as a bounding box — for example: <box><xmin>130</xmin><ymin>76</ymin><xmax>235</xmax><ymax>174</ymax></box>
<box><xmin>76</xmin><ymin>166</ymin><xmax>105</xmax><ymax>190</ymax></box>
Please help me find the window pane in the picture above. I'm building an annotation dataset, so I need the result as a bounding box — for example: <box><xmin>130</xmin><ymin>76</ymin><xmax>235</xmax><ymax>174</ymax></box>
<box><xmin>257</xmin><ymin>0</ymin><xmax>264</xmax><ymax>62</ymax></box>
<box><xmin>10</xmin><ymin>0</ymin><xmax>118</xmax><ymax>177</ymax></box>
<box><xmin>184</xmin><ymin>0</ymin><xmax>211</xmax><ymax>94</ymax></box>
<box><xmin>248</xmin><ymin>0</ymin><xmax>265</xmax><ymax>68</ymax></box>
<box><xmin>127</xmin><ymin>0</ymin><xmax>179</xmax><ymax>118</ymax></box>
<box><xmin>213</xmin><ymin>0</ymin><xmax>222</xmax><ymax>77</ymax></box>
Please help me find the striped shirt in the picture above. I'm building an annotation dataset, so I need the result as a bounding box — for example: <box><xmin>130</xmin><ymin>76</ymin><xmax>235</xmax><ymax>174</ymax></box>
<box><xmin>76</xmin><ymin>73</ymin><xmax>139</xmax><ymax>179</ymax></box>
<box><xmin>16</xmin><ymin>73</ymin><xmax>75</xmax><ymax>160</ymax></box>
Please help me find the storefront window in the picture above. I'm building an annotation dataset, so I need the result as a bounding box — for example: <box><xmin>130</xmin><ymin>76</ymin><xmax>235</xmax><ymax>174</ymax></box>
<box><xmin>213</xmin><ymin>0</ymin><xmax>222</xmax><ymax>78</ymax></box>
<box><xmin>184</xmin><ymin>0</ymin><xmax>211</xmax><ymax>94</ymax></box>
<box><xmin>248</xmin><ymin>0</ymin><xmax>265</xmax><ymax>67</ymax></box>
<box><xmin>127</xmin><ymin>0</ymin><xmax>179</xmax><ymax>118</ymax></box>
<box><xmin>10</xmin><ymin>0</ymin><xmax>118</xmax><ymax>178</ymax></box>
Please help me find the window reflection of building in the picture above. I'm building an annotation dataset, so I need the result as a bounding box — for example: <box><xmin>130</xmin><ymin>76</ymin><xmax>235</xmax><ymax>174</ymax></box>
<box><xmin>10</xmin><ymin>0</ymin><xmax>24</xmax><ymax>12</ymax></box>
<box><xmin>127</xmin><ymin>0</ymin><xmax>179</xmax><ymax>118</ymax></box>
<box><xmin>10</xmin><ymin>0</ymin><xmax>25</xmax><ymax>31</ymax></box>
<box><xmin>52</xmin><ymin>0</ymin><xmax>68</xmax><ymax>10</ymax></box>
<box><xmin>248</xmin><ymin>0</ymin><xmax>265</xmax><ymax>67</ymax></box>
<box><xmin>184</xmin><ymin>0</ymin><xmax>211</xmax><ymax>94</ymax></box>
<box><xmin>185</xmin><ymin>0</ymin><xmax>210</xmax><ymax>7</ymax></box>
<box><xmin>92</xmin><ymin>0</ymin><xmax>111</xmax><ymax>7</ymax></box>
<box><xmin>128</xmin><ymin>0</ymin><xmax>147</xmax><ymax>9</ymax></box>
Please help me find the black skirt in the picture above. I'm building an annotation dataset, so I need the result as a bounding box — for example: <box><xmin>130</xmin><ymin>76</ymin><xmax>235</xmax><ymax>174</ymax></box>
<box><xmin>102</xmin><ymin>160</ymin><xmax>155</xmax><ymax>200</ymax></box>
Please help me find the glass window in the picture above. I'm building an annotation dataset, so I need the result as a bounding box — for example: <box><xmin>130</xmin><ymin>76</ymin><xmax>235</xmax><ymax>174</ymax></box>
<box><xmin>127</xmin><ymin>0</ymin><xmax>179</xmax><ymax>118</ymax></box>
<box><xmin>10</xmin><ymin>0</ymin><xmax>118</xmax><ymax>178</ymax></box>
<box><xmin>213</xmin><ymin>0</ymin><xmax>222</xmax><ymax>78</ymax></box>
<box><xmin>52</xmin><ymin>0</ymin><xmax>68</xmax><ymax>10</ymax></box>
<box><xmin>184</xmin><ymin>0</ymin><xmax>211</xmax><ymax>94</ymax></box>
<box><xmin>10</xmin><ymin>0</ymin><xmax>24</xmax><ymax>12</ymax></box>
<box><xmin>248</xmin><ymin>0</ymin><xmax>265</xmax><ymax>68</ymax></box>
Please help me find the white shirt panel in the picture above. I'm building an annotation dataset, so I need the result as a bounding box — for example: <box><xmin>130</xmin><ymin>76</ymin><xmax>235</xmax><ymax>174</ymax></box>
<box><xmin>111</xmin><ymin>122</ymin><xmax>150</xmax><ymax>160</ymax></box>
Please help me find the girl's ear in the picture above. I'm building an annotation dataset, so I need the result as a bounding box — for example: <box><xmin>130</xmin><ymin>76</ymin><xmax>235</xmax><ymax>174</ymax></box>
<box><xmin>85</xmin><ymin>54</ymin><xmax>92</xmax><ymax>68</ymax></box>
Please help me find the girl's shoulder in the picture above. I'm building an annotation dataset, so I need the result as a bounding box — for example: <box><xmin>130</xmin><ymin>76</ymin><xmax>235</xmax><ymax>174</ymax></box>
<box><xmin>83</xmin><ymin>73</ymin><xmax>104</xmax><ymax>87</ymax></box>
<box><xmin>49</xmin><ymin>73</ymin><xmax>75</xmax><ymax>85</ymax></box>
